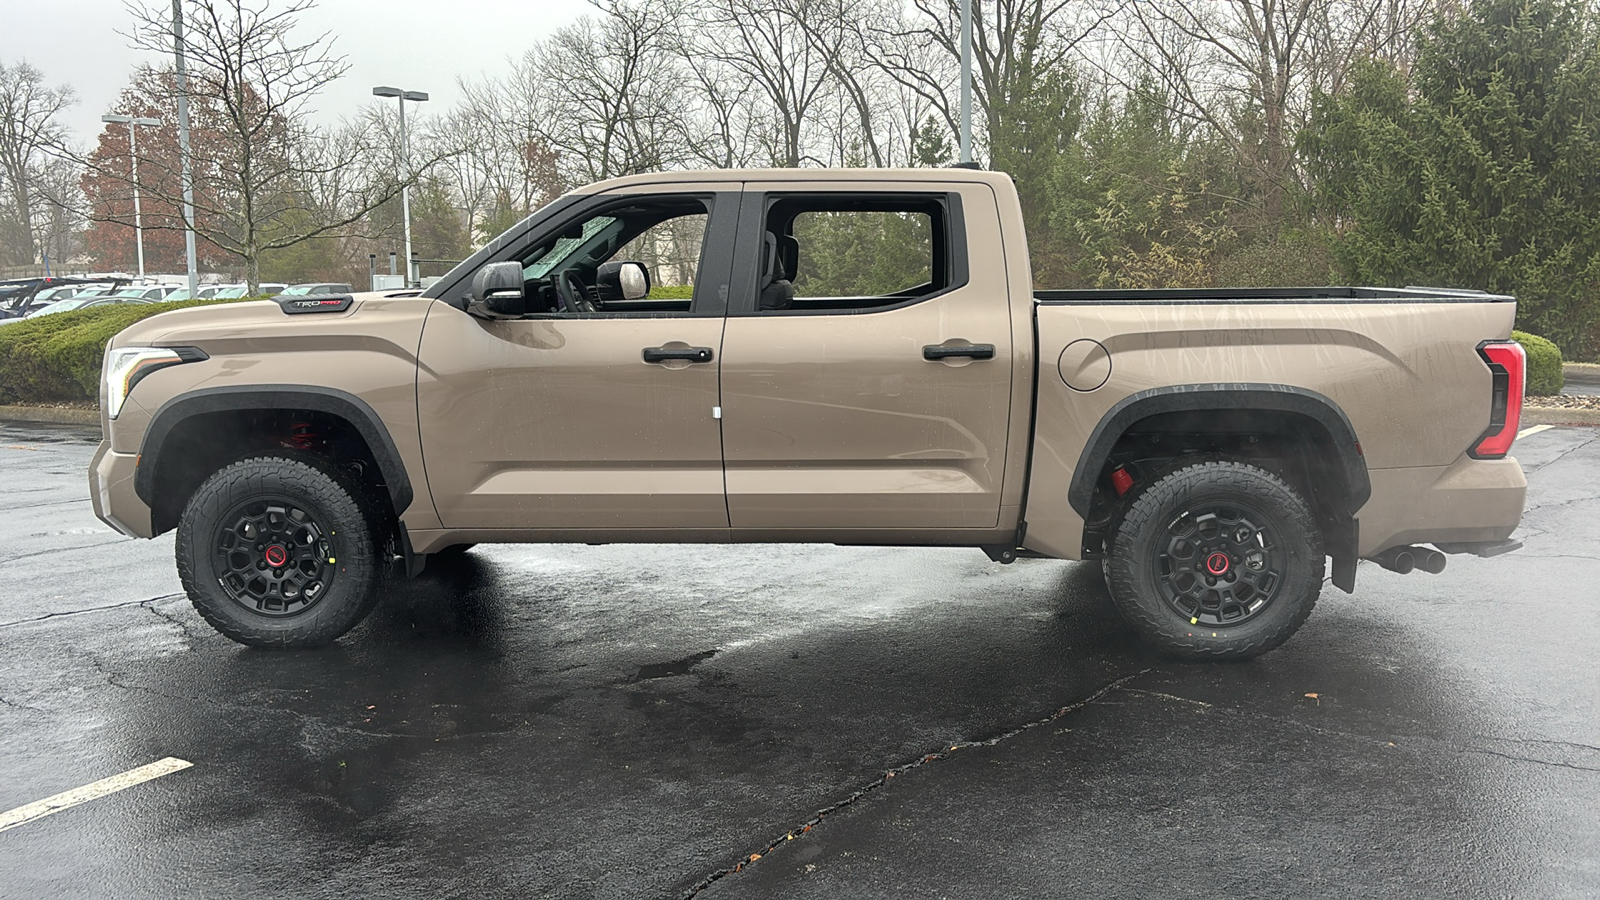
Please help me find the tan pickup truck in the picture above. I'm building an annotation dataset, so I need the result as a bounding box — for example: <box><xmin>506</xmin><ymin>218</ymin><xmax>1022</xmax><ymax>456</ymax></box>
<box><xmin>89</xmin><ymin>168</ymin><xmax>1528</xmax><ymax>658</ymax></box>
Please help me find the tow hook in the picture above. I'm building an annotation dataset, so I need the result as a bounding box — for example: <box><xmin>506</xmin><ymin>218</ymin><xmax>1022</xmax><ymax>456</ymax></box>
<box><xmin>1368</xmin><ymin>545</ymin><xmax>1447</xmax><ymax>575</ymax></box>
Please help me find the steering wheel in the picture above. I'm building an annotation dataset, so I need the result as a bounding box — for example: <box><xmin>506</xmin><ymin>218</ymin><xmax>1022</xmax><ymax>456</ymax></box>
<box><xmin>557</xmin><ymin>270</ymin><xmax>597</xmax><ymax>313</ymax></box>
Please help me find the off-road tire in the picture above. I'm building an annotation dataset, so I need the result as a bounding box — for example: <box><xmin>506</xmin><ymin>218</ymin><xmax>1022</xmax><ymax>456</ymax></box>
<box><xmin>1106</xmin><ymin>460</ymin><xmax>1324</xmax><ymax>660</ymax></box>
<box><xmin>176</xmin><ymin>456</ymin><xmax>384</xmax><ymax>648</ymax></box>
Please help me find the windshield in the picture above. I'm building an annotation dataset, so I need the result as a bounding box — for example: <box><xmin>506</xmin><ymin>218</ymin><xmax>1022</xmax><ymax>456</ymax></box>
<box><xmin>213</xmin><ymin>288</ymin><xmax>247</xmax><ymax>299</ymax></box>
<box><xmin>164</xmin><ymin>289</ymin><xmax>194</xmax><ymax>301</ymax></box>
<box><xmin>110</xmin><ymin>288</ymin><xmax>148</xmax><ymax>298</ymax></box>
<box><xmin>28</xmin><ymin>298</ymin><xmax>92</xmax><ymax>316</ymax></box>
<box><xmin>524</xmin><ymin>216</ymin><xmax>616</xmax><ymax>279</ymax></box>
<box><xmin>279</xmin><ymin>286</ymin><xmax>315</xmax><ymax>295</ymax></box>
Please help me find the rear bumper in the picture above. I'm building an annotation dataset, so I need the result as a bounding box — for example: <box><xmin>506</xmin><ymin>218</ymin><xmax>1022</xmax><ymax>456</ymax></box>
<box><xmin>1357</xmin><ymin>456</ymin><xmax>1526</xmax><ymax>556</ymax></box>
<box><xmin>89</xmin><ymin>439</ymin><xmax>153</xmax><ymax>538</ymax></box>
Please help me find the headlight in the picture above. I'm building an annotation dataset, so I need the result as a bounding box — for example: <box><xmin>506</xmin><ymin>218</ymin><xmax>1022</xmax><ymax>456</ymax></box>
<box><xmin>103</xmin><ymin>346</ymin><xmax>207</xmax><ymax>419</ymax></box>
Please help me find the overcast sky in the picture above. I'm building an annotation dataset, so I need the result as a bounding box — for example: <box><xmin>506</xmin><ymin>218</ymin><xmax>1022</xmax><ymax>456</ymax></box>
<box><xmin>1</xmin><ymin>0</ymin><xmax>584</xmax><ymax>144</ymax></box>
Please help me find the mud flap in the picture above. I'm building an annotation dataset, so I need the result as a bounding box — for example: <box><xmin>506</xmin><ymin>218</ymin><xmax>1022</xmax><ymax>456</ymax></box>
<box><xmin>1330</xmin><ymin>517</ymin><xmax>1357</xmax><ymax>593</ymax></box>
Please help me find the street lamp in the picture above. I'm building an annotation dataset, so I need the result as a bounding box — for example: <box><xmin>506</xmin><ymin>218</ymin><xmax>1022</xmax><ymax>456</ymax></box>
<box><xmin>102</xmin><ymin>114</ymin><xmax>161</xmax><ymax>279</ymax></box>
<box><xmin>373</xmin><ymin>86</ymin><xmax>428</xmax><ymax>288</ymax></box>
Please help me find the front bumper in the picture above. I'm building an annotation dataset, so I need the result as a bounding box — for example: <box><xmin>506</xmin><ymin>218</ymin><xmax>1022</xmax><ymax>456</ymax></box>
<box><xmin>89</xmin><ymin>439</ymin><xmax>153</xmax><ymax>538</ymax></box>
<box><xmin>1357</xmin><ymin>456</ymin><xmax>1527</xmax><ymax>556</ymax></box>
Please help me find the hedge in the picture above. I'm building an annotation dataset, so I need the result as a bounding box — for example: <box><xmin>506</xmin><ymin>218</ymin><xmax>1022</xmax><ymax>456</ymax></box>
<box><xmin>0</xmin><ymin>298</ymin><xmax>254</xmax><ymax>404</ymax></box>
<box><xmin>1512</xmin><ymin>330</ymin><xmax>1563</xmax><ymax>396</ymax></box>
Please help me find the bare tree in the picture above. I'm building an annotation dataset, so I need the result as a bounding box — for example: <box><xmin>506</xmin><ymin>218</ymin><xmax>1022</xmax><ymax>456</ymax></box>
<box><xmin>1110</xmin><ymin>0</ymin><xmax>1437</xmax><ymax>227</ymax></box>
<box><xmin>684</xmin><ymin>0</ymin><xmax>839</xmax><ymax>167</ymax></box>
<box><xmin>0</xmin><ymin>60</ymin><xmax>76</xmax><ymax>268</ymax></box>
<box><xmin>539</xmin><ymin>0</ymin><xmax>691</xmax><ymax>182</ymax></box>
<box><xmin>109</xmin><ymin>0</ymin><xmax>408</xmax><ymax>291</ymax></box>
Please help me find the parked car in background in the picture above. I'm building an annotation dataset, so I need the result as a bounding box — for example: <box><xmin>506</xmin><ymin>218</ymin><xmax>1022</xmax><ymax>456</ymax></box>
<box><xmin>80</xmin><ymin>295</ymin><xmax>156</xmax><ymax>309</ymax></box>
<box><xmin>0</xmin><ymin>276</ymin><xmax>127</xmax><ymax>319</ymax></box>
<box><xmin>212</xmin><ymin>283</ymin><xmax>287</xmax><ymax>299</ymax></box>
<box><xmin>280</xmin><ymin>283</ymin><xmax>353</xmax><ymax>296</ymax></box>
<box><xmin>19</xmin><ymin>296</ymin><xmax>101</xmax><ymax>319</ymax></box>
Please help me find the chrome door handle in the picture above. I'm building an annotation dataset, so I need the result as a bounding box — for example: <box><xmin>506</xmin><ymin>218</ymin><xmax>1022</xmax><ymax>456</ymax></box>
<box><xmin>924</xmin><ymin>343</ymin><xmax>995</xmax><ymax>361</ymax></box>
<box><xmin>643</xmin><ymin>346</ymin><xmax>714</xmax><ymax>364</ymax></box>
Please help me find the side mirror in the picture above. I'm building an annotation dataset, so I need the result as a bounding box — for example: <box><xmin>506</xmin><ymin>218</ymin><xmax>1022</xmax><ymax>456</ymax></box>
<box><xmin>468</xmin><ymin>261</ymin><xmax>526</xmax><ymax>318</ymax></box>
<box><xmin>595</xmin><ymin>261</ymin><xmax>652</xmax><ymax>302</ymax></box>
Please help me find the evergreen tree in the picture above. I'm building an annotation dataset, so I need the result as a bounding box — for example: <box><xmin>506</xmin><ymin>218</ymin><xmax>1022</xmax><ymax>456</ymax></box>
<box><xmin>1307</xmin><ymin>0</ymin><xmax>1600</xmax><ymax>352</ymax></box>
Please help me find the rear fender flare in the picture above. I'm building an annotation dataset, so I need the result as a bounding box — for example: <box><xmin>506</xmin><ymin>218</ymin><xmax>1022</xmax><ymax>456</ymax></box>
<box><xmin>1067</xmin><ymin>383</ymin><xmax>1371</xmax><ymax>518</ymax></box>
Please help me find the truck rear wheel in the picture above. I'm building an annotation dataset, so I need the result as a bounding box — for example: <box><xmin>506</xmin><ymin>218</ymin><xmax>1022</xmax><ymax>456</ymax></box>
<box><xmin>175</xmin><ymin>456</ymin><xmax>384</xmax><ymax>648</ymax></box>
<box><xmin>1105</xmin><ymin>460</ymin><xmax>1324</xmax><ymax>660</ymax></box>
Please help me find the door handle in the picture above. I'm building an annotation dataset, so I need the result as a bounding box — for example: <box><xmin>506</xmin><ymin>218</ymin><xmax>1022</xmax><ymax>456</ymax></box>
<box><xmin>643</xmin><ymin>346</ymin><xmax>714</xmax><ymax>364</ymax></box>
<box><xmin>923</xmin><ymin>343</ymin><xmax>995</xmax><ymax>361</ymax></box>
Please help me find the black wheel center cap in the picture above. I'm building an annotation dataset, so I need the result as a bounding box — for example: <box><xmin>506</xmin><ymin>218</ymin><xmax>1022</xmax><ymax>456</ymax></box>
<box><xmin>1205</xmin><ymin>551</ymin><xmax>1231</xmax><ymax>576</ymax></box>
<box><xmin>264</xmin><ymin>545</ymin><xmax>288</xmax><ymax>567</ymax></box>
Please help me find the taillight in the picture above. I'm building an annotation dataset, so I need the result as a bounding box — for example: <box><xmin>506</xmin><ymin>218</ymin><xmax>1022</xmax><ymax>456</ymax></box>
<box><xmin>1469</xmin><ymin>340</ymin><xmax>1525</xmax><ymax>459</ymax></box>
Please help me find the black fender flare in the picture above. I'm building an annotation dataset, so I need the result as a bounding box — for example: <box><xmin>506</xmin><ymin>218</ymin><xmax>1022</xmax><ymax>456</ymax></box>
<box><xmin>1067</xmin><ymin>383</ymin><xmax>1371</xmax><ymax>519</ymax></box>
<box><xmin>134</xmin><ymin>385</ymin><xmax>414</xmax><ymax>515</ymax></box>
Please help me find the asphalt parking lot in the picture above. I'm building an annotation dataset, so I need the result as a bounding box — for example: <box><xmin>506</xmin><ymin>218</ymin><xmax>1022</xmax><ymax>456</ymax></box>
<box><xmin>0</xmin><ymin>421</ymin><xmax>1596</xmax><ymax>899</ymax></box>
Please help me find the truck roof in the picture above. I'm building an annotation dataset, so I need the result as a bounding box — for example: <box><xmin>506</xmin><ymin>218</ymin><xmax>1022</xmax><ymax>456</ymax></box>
<box><xmin>578</xmin><ymin>167</ymin><xmax>1014</xmax><ymax>194</ymax></box>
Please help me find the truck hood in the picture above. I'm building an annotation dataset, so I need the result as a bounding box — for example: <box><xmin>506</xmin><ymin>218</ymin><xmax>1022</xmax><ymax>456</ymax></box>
<box><xmin>111</xmin><ymin>291</ymin><xmax>436</xmax><ymax>352</ymax></box>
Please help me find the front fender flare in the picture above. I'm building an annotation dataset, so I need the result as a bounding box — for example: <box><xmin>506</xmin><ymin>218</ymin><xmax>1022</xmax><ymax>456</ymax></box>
<box><xmin>133</xmin><ymin>385</ymin><xmax>414</xmax><ymax>515</ymax></box>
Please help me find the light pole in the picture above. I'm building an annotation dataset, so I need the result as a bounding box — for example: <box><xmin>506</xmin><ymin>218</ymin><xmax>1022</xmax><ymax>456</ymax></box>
<box><xmin>372</xmin><ymin>86</ymin><xmax>428</xmax><ymax>287</ymax></box>
<box><xmin>172</xmin><ymin>0</ymin><xmax>199</xmax><ymax>296</ymax></box>
<box><xmin>959</xmin><ymin>0</ymin><xmax>973</xmax><ymax>164</ymax></box>
<box><xmin>102</xmin><ymin>114</ymin><xmax>161</xmax><ymax>279</ymax></box>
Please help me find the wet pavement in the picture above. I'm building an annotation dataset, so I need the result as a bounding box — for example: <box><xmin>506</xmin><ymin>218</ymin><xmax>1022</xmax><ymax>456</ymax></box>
<box><xmin>0</xmin><ymin>421</ymin><xmax>1596</xmax><ymax>899</ymax></box>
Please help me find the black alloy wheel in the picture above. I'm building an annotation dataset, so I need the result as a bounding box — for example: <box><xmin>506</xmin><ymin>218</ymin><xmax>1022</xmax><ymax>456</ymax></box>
<box><xmin>177</xmin><ymin>456</ymin><xmax>384</xmax><ymax>648</ymax></box>
<box><xmin>214</xmin><ymin>497</ymin><xmax>337</xmax><ymax>616</ymax></box>
<box><xmin>1154</xmin><ymin>503</ymin><xmax>1283</xmax><ymax>628</ymax></box>
<box><xmin>1105</xmin><ymin>460</ymin><xmax>1324</xmax><ymax>660</ymax></box>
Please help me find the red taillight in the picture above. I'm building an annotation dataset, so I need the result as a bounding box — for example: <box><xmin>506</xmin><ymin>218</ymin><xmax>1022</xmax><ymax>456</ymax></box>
<box><xmin>1470</xmin><ymin>340</ymin><xmax>1525</xmax><ymax>459</ymax></box>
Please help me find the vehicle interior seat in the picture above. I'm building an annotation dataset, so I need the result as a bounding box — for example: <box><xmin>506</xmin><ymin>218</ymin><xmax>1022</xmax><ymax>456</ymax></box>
<box><xmin>759</xmin><ymin>232</ymin><xmax>795</xmax><ymax>311</ymax></box>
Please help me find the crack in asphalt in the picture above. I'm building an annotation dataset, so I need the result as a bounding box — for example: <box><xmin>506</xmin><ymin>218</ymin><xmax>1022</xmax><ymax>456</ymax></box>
<box><xmin>1522</xmin><ymin>492</ymin><xmax>1600</xmax><ymax>515</ymax></box>
<box><xmin>0</xmin><ymin>538</ymin><xmax>132</xmax><ymax>567</ymax></box>
<box><xmin>0</xmin><ymin>594</ymin><xmax>183</xmax><ymax>629</ymax></box>
<box><xmin>145</xmin><ymin>598</ymin><xmax>205</xmax><ymax>643</ymax></box>
<box><xmin>1524</xmin><ymin>434</ymin><xmax>1600</xmax><ymax>475</ymax></box>
<box><xmin>678</xmin><ymin>668</ymin><xmax>1154</xmax><ymax>899</ymax></box>
<box><xmin>1122</xmin><ymin>688</ymin><xmax>1600</xmax><ymax>774</ymax></box>
<box><xmin>0</xmin><ymin>497</ymin><xmax>91</xmax><ymax>512</ymax></box>
<box><xmin>0</xmin><ymin>694</ymin><xmax>46</xmax><ymax>713</ymax></box>
<box><xmin>1463</xmin><ymin>746</ymin><xmax>1600</xmax><ymax>773</ymax></box>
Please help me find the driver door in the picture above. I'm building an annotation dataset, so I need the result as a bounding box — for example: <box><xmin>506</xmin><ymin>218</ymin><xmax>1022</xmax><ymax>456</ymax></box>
<box><xmin>416</xmin><ymin>186</ymin><xmax>738</xmax><ymax>534</ymax></box>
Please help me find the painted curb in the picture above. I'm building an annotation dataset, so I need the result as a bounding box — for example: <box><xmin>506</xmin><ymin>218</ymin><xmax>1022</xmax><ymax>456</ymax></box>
<box><xmin>1522</xmin><ymin>406</ymin><xmax>1600</xmax><ymax>427</ymax></box>
<box><xmin>0</xmin><ymin>405</ymin><xmax>100</xmax><ymax>427</ymax></box>
<box><xmin>1564</xmin><ymin>362</ymin><xmax>1600</xmax><ymax>385</ymax></box>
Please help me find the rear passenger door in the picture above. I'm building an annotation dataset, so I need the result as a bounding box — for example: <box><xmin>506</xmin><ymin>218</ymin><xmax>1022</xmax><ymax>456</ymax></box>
<box><xmin>717</xmin><ymin>183</ymin><xmax>1015</xmax><ymax>531</ymax></box>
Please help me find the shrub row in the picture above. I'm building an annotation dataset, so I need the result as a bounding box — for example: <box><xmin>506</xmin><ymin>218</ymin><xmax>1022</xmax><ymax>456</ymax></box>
<box><xmin>1512</xmin><ymin>330</ymin><xmax>1563</xmax><ymax>396</ymax></box>
<box><xmin>0</xmin><ymin>299</ymin><xmax>247</xmax><ymax>405</ymax></box>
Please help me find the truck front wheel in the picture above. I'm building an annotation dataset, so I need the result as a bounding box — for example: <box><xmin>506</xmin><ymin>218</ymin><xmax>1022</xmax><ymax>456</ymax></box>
<box><xmin>175</xmin><ymin>456</ymin><xmax>384</xmax><ymax>648</ymax></box>
<box><xmin>1105</xmin><ymin>460</ymin><xmax>1324</xmax><ymax>660</ymax></box>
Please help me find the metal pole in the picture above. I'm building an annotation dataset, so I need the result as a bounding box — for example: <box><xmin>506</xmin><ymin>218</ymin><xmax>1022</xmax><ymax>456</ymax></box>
<box><xmin>173</xmin><ymin>0</ymin><xmax>198</xmax><ymax>295</ymax></box>
<box><xmin>397</xmin><ymin>96</ymin><xmax>413</xmax><ymax>288</ymax></box>
<box><xmin>130</xmin><ymin>122</ymin><xmax>146</xmax><ymax>279</ymax></box>
<box><xmin>960</xmin><ymin>0</ymin><xmax>973</xmax><ymax>164</ymax></box>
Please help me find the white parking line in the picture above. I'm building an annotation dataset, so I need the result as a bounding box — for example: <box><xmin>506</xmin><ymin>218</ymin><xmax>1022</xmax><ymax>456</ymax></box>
<box><xmin>0</xmin><ymin>757</ymin><xmax>192</xmax><ymax>833</ymax></box>
<box><xmin>1517</xmin><ymin>424</ymin><xmax>1554</xmax><ymax>439</ymax></box>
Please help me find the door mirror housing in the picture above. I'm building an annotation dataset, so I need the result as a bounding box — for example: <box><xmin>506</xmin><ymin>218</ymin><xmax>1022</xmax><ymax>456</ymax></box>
<box><xmin>596</xmin><ymin>261</ymin><xmax>651</xmax><ymax>302</ymax></box>
<box><xmin>468</xmin><ymin>261</ymin><xmax>526</xmax><ymax>318</ymax></box>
